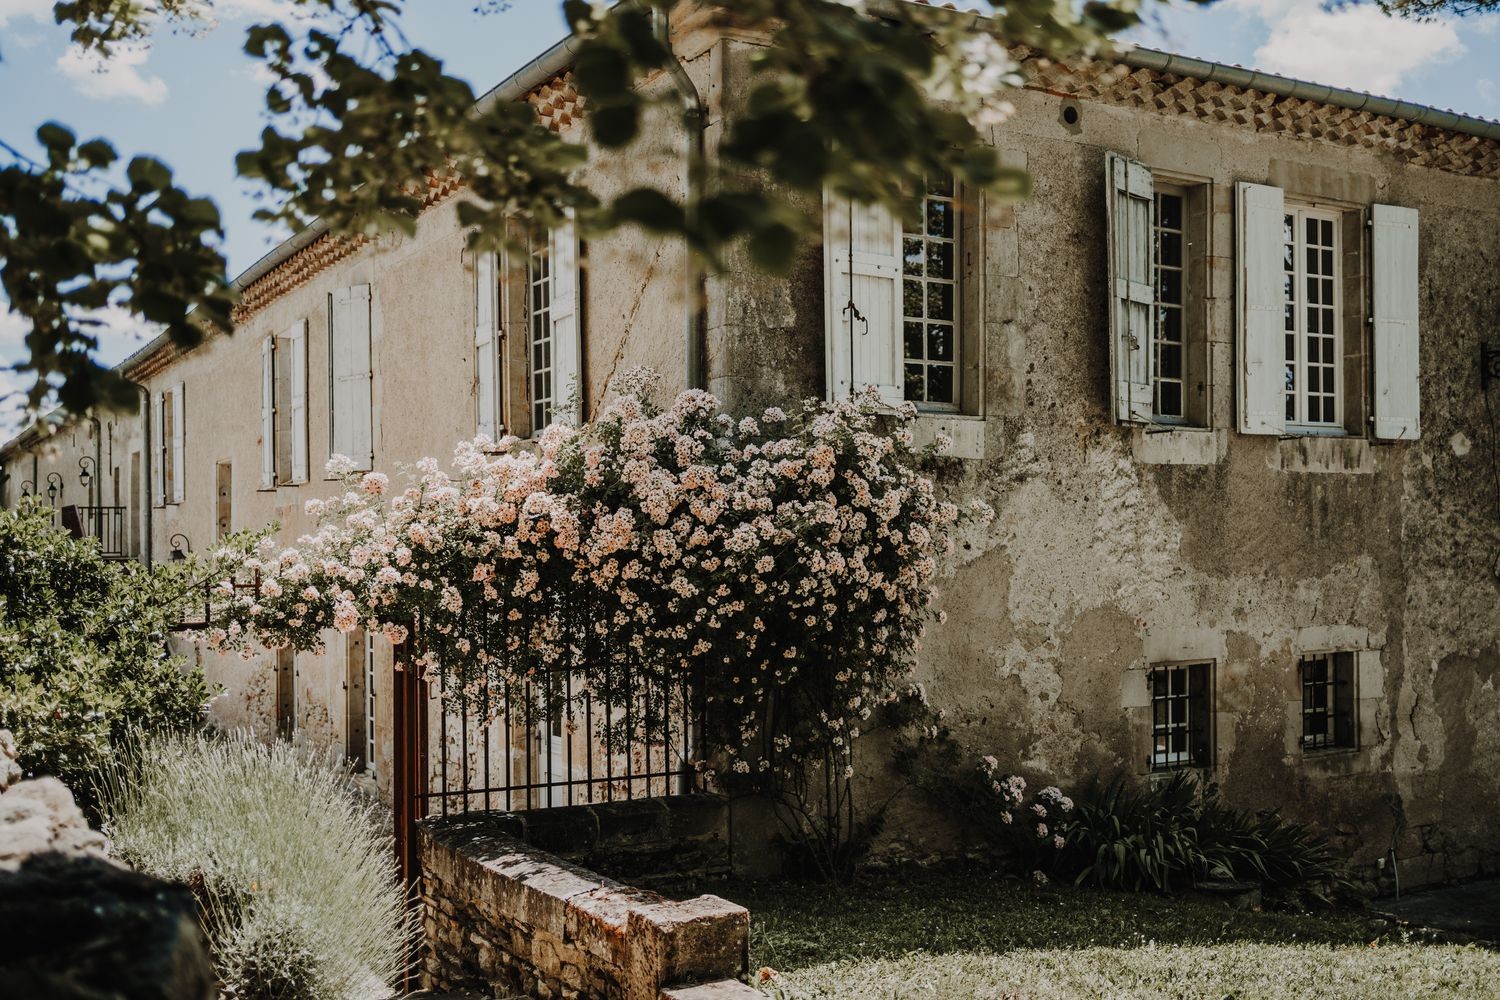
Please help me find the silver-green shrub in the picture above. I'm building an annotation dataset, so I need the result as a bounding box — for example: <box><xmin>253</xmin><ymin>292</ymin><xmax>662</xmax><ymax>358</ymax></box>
<box><xmin>99</xmin><ymin>732</ymin><xmax>410</xmax><ymax>999</ymax></box>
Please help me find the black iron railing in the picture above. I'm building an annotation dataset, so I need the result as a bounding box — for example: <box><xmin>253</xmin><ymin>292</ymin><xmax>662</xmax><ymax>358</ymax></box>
<box><xmin>72</xmin><ymin>505</ymin><xmax>130</xmax><ymax>560</ymax></box>
<box><xmin>423</xmin><ymin>658</ymin><xmax>703</xmax><ymax>817</ymax></box>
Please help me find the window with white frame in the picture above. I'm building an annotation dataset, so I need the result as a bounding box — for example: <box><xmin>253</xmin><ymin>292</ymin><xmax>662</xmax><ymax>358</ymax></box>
<box><xmin>528</xmin><ymin>238</ymin><xmax>555</xmax><ymax>432</ymax></box>
<box><xmin>1238</xmin><ymin>186</ymin><xmax>1421</xmax><ymax>440</ymax></box>
<box><xmin>824</xmin><ymin>178</ymin><xmax>976</xmax><ymax>413</ymax></box>
<box><xmin>1282</xmin><ymin>208</ymin><xmax>1342</xmax><ymax>428</ymax></box>
<box><xmin>1148</xmin><ymin>661</ymin><xmax>1213</xmax><ymax>771</ymax></box>
<box><xmin>902</xmin><ymin>176</ymin><xmax>959</xmax><ymax>409</ymax></box>
<box><xmin>346</xmin><ymin>628</ymin><xmax>376</xmax><ymax>776</ymax></box>
<box><xmin>523</xmin><ymin>219</ymin><xmax>582</xmax><ymax>434</ymax></box>
<box><xmin>1105</xmin><ymin>154</ymin><xmax>1206</xmax><ymax>427</ymax></box>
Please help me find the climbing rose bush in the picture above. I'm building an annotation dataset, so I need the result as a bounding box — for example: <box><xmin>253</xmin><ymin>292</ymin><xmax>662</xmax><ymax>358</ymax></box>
<box><xmin>207</xmin><ymin>369</ymin><xmax>987</xmax><ymax>817</ymax></box>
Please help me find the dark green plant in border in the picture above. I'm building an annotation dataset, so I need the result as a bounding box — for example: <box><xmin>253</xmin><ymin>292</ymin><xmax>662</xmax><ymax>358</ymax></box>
<box><xmin>1059</xmin><ymin>773</ymin><xmax>1352</xmax><ymax>904</ymax></box>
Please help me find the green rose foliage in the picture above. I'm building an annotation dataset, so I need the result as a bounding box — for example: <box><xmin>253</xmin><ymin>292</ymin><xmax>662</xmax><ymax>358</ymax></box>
<box><xmin>0</xmin><ymin>501</ymin><xmax>256</xmax><ymax>800</ymax></box>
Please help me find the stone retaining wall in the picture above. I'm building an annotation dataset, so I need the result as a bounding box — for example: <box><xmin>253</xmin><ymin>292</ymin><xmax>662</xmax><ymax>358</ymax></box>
<box><xmin>446</xmin><ymin>794</ymin><xmax>733</xmax><ymax>887</ymax></box>
<box><xmin>420</xmin><ymin>805</ymin><xmax>749</xmax><ymax>1000</ymax></box>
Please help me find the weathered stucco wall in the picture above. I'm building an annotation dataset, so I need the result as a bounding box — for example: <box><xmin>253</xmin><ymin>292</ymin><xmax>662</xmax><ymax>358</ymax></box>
<box><xmin>1</xmin><ymin>413</ymin><xmax>146</xmax><ymax>557</ymax></box>
<box><xmin>79</xmin><ymin>17</ymin><xmax>1499</xmax><ymax>889</ymax></box>
<box><xmin>710</xmin><ymin>65</ymin><xmax>1500</xmax><ymax>881</ymax></box>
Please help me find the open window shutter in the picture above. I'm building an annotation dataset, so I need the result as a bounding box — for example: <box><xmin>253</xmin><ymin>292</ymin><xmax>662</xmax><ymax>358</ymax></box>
<box><xmin>153</xmin><ymin>391</ymin><xmax>166</xmax><ymax>506</ymax></box>
<box><xmin>170</xmin><ymin>381</ymin><xmax>185</xmax><ymax>503</ymax></box>
<box><xmin>474</xmin><ymin>250</ymin><xmax>499</xmax><ymax>439</ymax></box>
<box><xmin>549</xmin><ymin>217</ymin><xmax>582</xmax><ymax>426</ymax></box>
<box><xmin>274</xmin><ymin>333</ymin><xmax>292</xmax><ymax>485</ymax></box>
<box><xmin>1237</xmin><ymin>182</ymin><xmax>1287</xmax><ymax>436</ymax></box>
<box><xmin>1105</xmin><ymin>153</ymin><xmax>1155</xmax><ymax>424</ymax></box>
<box><xmin>289</xmin><ymin>319</ymin><xmax>309</xmax><ymax>481</ymax></box>
<box><xmin>332</xmin><ymin>284</ymin><xmax>374</xmax><ymax>468</ymax></box>
<box><xmin>260</xmin><ymin>338</ymin><xmax>276</xmax><ymax>488</ymax></box>
<box><xmin>1372</xmin><ymin>204</ymin><xmax>1420</xmax><ymax>440</ymax></box>
<box><xmin>823</xmin><ymin>191</ymin><xmax>903</xmax><ymax>404</ymax></box>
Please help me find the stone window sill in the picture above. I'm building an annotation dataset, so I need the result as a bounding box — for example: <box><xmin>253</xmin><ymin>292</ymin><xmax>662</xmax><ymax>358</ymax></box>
<box><xmin>911</xmin><ymin>413</ymin><xmax>986</xmax><ymax>460</ymax></box>
<box><xmin>1132</xmin><ymin>426</ymin><xmax>1226</xmax><ymax>466</ymax></box>
<box><xmin>1272</xmin><ymin>435</ymin><xmax>1375</xmax><ymax>474</ymax></box>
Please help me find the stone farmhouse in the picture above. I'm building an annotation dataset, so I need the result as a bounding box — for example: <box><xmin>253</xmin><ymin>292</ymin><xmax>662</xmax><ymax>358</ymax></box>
<box><xmin>5</xmin><ymin>7</ymin><xmax>1499</xmax><ymax>886</ymax></box>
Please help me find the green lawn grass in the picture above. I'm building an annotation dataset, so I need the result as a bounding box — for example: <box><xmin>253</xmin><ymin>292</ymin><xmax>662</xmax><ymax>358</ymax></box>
<box><xmin>679</xmin><ymin>867</ymin><xmax>1500</xmax><ymax>999</ymax></box>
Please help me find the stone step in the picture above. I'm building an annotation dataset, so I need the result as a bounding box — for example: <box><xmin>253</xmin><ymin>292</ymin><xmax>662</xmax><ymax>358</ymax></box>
<box><xmin>661</xmin><ymin>979</ymin><xmax>763</xmax><ymax>1000</ymax></box>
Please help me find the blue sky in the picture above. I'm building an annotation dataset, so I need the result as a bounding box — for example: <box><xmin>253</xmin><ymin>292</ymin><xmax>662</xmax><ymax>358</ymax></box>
<box><xmin>1</xmin><ymin>0</ymin><xmax>1497</xmax><ymax>434</ymax></box>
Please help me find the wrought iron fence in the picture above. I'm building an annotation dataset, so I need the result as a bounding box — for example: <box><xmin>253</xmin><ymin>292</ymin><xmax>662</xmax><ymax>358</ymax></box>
<box><xmin>421</xmin><ymin>657</ymin><xmax>704</xmax><ymax>818</ymax></box>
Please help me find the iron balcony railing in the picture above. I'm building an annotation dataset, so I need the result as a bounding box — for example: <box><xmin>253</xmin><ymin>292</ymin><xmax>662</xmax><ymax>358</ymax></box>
<box><xmin>62</xmin><ymin>504</ymin><xmax>132</xmax><ymax>560</ymax></box>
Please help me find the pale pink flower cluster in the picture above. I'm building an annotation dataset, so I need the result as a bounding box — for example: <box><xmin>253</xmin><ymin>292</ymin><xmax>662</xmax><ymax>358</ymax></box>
<box><xmin>204</xmin><ymin>376</ymin><xmax>990</xmax><ymax>783</ymax></box>
<box><xmin>977</xmin><ymin>756</ymin><xmax>1074</xmax><ymax>863</ymax></box>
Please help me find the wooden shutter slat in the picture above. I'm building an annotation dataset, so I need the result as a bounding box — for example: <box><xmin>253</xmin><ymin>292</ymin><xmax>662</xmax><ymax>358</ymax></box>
<box><xmin>290</xmin><ymin>320</ymin><xmax>309</xmax><ymax>483</ymax></box>
<box><xmin>261</xmin><ymin>338</ymin><xmax>277</xmax><ymax>488</ymax></box>
<box><xmin>1106</xmin><ymin>152</ymin><xmax>1155</xmax><ymax>424</ymax></box>
<box><xmin>331</xmin><ymin>284</ymin><xmax>374</xmax><ymax>468</ymax></box>
<box><xmin>1237</xmin><ymin>182</ymin><xmax>1287</xmax><ymax>436</ymax></box>
<box><xmin>549</xmin><ymin>218</ymin><xmax>582</xmax><ymax>426</ymax></box>
<box><xmin>823</xmin><ymin>191</ymin><xmax>903</xmax><ymax>404</ymax></box>
<box><xmin>1372</xmin><ymin>204</ymin><xmax>1421</xmax><ymax>440</ymax></box>
<box><xmin>475</xmin><ymin>250</ymin><xmax>499</xmax><ymax>439</ymax></box>
<box><xmin>169</xmin><ymin>382</ymin><xmax>185</xmax><ymax>504</ymax></box>
<box><xmin>274</xmin><ymin>332</ymin><xmax>293</xmax><ymax>485</ymax></box>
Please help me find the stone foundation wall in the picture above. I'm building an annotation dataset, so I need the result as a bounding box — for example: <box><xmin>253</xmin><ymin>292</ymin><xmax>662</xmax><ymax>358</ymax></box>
<box><xmin>420</xmin><ymin>805</ymin><xmax>748</xmax><ymax>1000</ymax></box>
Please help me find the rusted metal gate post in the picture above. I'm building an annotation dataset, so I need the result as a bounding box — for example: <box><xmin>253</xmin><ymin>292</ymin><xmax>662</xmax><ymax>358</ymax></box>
<box><xmin>391</xmin><ymin>624</ymin><xmax>429</xmax><ymax>987</ymax></box>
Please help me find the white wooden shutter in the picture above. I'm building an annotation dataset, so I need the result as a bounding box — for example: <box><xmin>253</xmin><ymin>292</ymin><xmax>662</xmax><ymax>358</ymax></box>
<box><xmin>331</xmin><ymin>284</ymin><xmax>374</xmax><ymax>469</ymax></box>
<box><xmin>823</xmin><ymin>191</ymin><xmax>903</xmax><ymax>404</ymax></box>
<box><xmin>153</xmin><ymin>390</ymin><xmax>166</xmax><ymax>507</ymax></box>
<box><xmin>274</xmin><ymin>337</ymin><xmax>292</xmax><ymax>484</ymax></box>
<box><xmin>474</xmin><ymin>250</ymin><xmax>499</xmax><ymax>439</ymax></box>
<box><xmin>1372</xmin><ymin>204</ymin><xmax>1420</xmax><ymax>440</ymax></box>
<box><xmin>549</xmin><ymin>217</ymin><xmax>583</xmax><ymax>426</ymax></box>
<box><xmin>169</xmin><ymin>381</ymin><xmax>185</xmax><ymax>503</ymax></box>
<box><xmin>1105</xmin><ymin>153</ymin><xmax>1155</xmax><ymax>424</ymax></box>
<box><xmin>1237</xmin><ymin>182</ymin><xmax>1287</xmax><ymax>436</ymax></box>
<box><xmin>261</xmin><ymin>337</ymin><xmax>276</xmax><ymax>488</ymax></box>
<box><xmin>288</xmin><ymin>319</ymin><xmax>309</xmax><ymax>481</ymax></box>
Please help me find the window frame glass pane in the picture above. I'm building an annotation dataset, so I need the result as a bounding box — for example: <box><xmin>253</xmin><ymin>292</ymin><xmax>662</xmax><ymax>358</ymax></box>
<box><xmin>1282</xmin><ymin>204</ymin><xmax>1344</xmax><ymax>433</ymax></box>
<box><xmin>1148</xmin><ymin>660</ymin><xmax>1214</xmax><ymax>771</ymax></box>
<box><xmin>901</xmin><ymin>177</ymin><xmax>960</xmax><ymax>411</ymax></box>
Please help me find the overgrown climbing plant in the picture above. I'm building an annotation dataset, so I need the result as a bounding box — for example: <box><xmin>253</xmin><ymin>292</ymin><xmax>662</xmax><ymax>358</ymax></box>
<box><xmin>205</xmin><ymin>369</ymin><xmax>991</xmax><ymax>880</ymax></box>
<box><xmin>1</xmin><ymin>0</ymin><xmax>1172</xmax><ymax>415</ymax></box>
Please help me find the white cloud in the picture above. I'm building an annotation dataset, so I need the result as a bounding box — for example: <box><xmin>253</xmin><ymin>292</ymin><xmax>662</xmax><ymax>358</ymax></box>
<box><xmin>0</xmin><ymin>366</ymin><xmax>34</xmax><ymax>442</ymax></box>
<box><xmin>57</xmin><ymin>42</ymin><xmax>170</xmax><ymax>106</ymax></box>
<box><xmin>0</xmin><ymin>0</ymin><xmax>49</xmax><ymax>28</ymax></box>
<box><xmin>84</xmin><ymin>305</ymin><xmax>163</xmax><ymax>366</ymax></box>
<box><xmin>0</xmin><ymin>309</ymin><xmax>27</xmax><ymax>353</ymax></box>
<box><xmin>1229</xmin><ymin>0</ymin><xmax>1462</xmax><ymax>96</ymax></box>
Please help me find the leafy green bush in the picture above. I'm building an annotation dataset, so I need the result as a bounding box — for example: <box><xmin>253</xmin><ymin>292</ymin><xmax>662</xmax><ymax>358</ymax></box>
<box><xmin>0</xmin><ymin>501</ymin><xmax>245</xmax><ymax>797</ymax></box>
<box><xmin>100</xmin><ymin>731</ymin><xmax>411</xmax><ymax>999</ymax></box>
<box><xmin>1058</xmin><ymin>773</ymin><xmax>1347</xmax><ymax>901</ymax></box>
<box><xmin>1059</xmin><ymin>774</ymin><xmax>1205</xmax><ymax>891</ymax></box>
